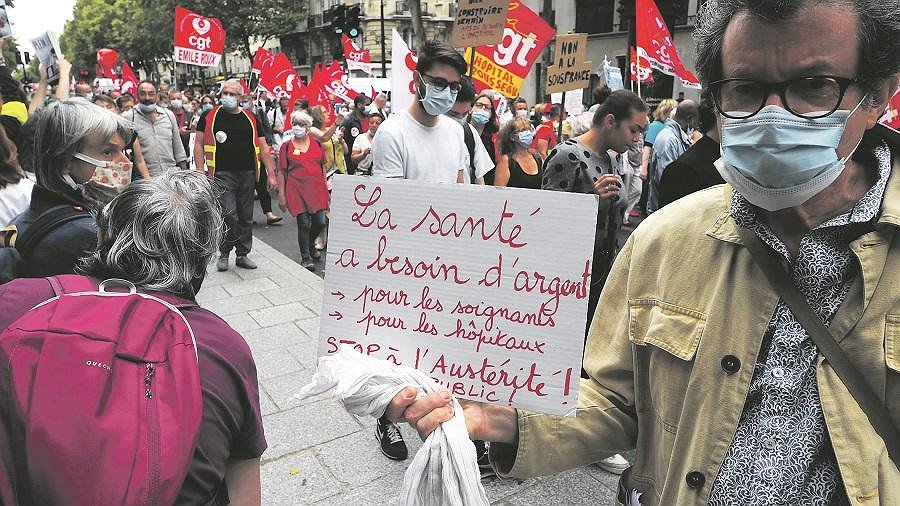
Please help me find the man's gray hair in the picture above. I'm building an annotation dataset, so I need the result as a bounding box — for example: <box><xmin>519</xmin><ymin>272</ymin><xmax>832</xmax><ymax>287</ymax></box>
<box><xmin>220</xmin><ymin>79</ymin><xmax>242</xmax><ymax>94</ymax></box>
<box><xmin>376</xmin><ymin>92</ymin><xmax>388</xmax><ymax>101</ymax></box>
<box><xmin>78</xmin><ymin>170</ymin><xmax>224</xmax><ymax>299</ymax></box>
<box><xmin>695</xmin><ymin>0</ymin><xmax>900</xmax><ymax>92</ymax></box>
<box><xmin>290</xmin><ymin>110</ymin><xmax>314</xmax><ymax>126</ymax></box>
<box><xmin>27</xmin><ymin>98</ymin><xmax>134</xmax><ymax>196</ymax></box>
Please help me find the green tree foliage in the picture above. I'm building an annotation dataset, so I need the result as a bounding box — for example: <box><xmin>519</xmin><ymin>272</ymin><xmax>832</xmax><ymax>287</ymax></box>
<box><xmin>60</xmin><ymin>0</ymin><xmax>305</xmax><ymax>81</ymax></box>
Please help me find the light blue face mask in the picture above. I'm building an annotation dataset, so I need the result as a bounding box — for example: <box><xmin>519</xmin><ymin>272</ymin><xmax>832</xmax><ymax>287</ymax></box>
<box><xmin>517</xmin><ymin>131</ymin><xmax>534</xmax><ymax>147</ymax></box>
<box><xmin>419</xmin><ymin>77</ymin><xmax>457</xmax><ymax>116</ymax></box>
<box><xmin>471</xmin><ymin>109</ymin><xmax>491</xmax><ymax>126</ymax></box>
<box><xmin>715</xmin><ymin>97</ymin><xmax>866</xmax><ymax>211</ymax></box>
<box><xmin>220</xmin><ymin>95</ymin><xmax>238</xmax><ymax>111</ymax></box>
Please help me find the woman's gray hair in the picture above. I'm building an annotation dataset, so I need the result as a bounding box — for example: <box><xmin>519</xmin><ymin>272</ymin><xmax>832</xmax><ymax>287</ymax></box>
<box><xmin>290</xmin><ymin>110</ymin><xmax>313</xmax><ymax>126</ymax></box>
<box><xmin>27</xmin><ymin>98</ymin><xmax>134</xmax><ymax>195</ymax></box>
<box><xmin>78</xmin><ymin>170</ymin><xmax>224</xmax><ymax>299</ymax></box>
<box><xmin>695</xmin><ymin>0</ymin><xmax>900</xmax><ymax>93</ymax></box>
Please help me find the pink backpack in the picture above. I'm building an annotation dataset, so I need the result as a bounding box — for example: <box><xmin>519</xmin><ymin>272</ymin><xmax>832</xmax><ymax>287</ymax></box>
<box><xmin>0</xmin><ymin>275</ymin><xmax>203</xmax><ymax>505</ymax></box>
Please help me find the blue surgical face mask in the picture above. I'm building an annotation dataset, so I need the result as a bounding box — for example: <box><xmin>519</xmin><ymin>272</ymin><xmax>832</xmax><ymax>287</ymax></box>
<box><xmin>471</xmin><ymin>109</ymin><xmax>490</xmax><ymax>126</ymax></box>
<box><xmin>220</xmin><ymin>95</ymin><xmax>238</xmax><ymax>111</ymax></box>
<box><xmin>171</xmin><ymin>99</ymin><xmax>183</xmax><ymax>110</ymax></box>
<box><xmin>715</xmin><ymin>97</ymin><xmax>866</xmax><ymax>211</ymax></box>
<box><xmin>517</xmin><ymin>130</ymin><xmax>534</xmax><ymax>147</ymax></box>
<box><xmin>419</xmin><ymin>76</ymin><xmax>457</xmax><ymax>116</ymax></box>
<box><xmin>202</xmin><ymin>103</ymin><xmax>213</xmax><ymax>112</ymax></box>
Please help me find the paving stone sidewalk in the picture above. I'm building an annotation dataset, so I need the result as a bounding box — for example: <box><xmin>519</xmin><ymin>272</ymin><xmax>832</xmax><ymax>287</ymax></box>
<box><xmin>198</xmin><ymin>238</ymin><xmax>621</xmax><ymax>505</ymax></box>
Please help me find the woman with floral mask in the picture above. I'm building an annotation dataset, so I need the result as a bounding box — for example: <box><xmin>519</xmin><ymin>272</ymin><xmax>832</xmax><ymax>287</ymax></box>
<box><xmin>275</xmin><ymin>111</ymin><xmax>329</xmax><ymax>271</ymax></box>
<box><xmin>0</xmin><ymin>99</ymin><xmax>134</xmax><ymax>281</ymax></box>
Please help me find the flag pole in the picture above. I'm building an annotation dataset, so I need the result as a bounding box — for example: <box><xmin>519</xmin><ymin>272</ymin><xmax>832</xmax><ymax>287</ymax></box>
<box><xmin>635</xmin><ymin>49</ymin><xmax>642</xmax><ymax>99</ymax></box>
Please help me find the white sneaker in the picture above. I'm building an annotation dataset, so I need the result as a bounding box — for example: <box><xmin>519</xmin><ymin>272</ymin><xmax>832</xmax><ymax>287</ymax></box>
<box><xmin>595</xmin><ymin>453</ymin><xmax>629</xmax><ymax>475</ymax></box>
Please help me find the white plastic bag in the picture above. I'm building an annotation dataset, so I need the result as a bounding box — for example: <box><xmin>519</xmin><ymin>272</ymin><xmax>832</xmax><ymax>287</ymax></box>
<box><xmin>296</xmin><ymin>346</ymin><xmax>489</xmax><ymax>506</ymax></box>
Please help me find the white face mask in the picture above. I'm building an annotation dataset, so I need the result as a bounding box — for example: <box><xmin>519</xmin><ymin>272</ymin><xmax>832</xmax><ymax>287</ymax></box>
<box><xmin>292</xmin><ymin>126</ymin><xmax>308</xmax><ymax>138</ymax></box>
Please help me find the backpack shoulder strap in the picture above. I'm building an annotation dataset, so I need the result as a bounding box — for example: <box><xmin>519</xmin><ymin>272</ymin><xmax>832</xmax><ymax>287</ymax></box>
<box><xmin>462</xmin><ymin>122</ymin><xmax>476</xmax><ymax>182</ymax></box>
<box><xmin>17</xmin><ymin>205</ymin><xmax>89</xmax><ymax>260</ymax></box>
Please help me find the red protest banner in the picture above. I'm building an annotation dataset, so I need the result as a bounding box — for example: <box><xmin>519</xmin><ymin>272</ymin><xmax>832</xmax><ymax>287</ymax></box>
<box><xmin>636</xmin><ymin>0</ymin><xmax>700</xmax><ymax>88</ymax></box>
<box><xmin>342</xmin><ymin>34</ymin><xmax>372</xmax><ymax>75</ymax></box>
<box><xmin>322</xmin><ymin>60</ymin><xmax>360</xmax><ymax>104</ymax></box>
<box><xmin>464</xmin><ymin>2</ymin><xmax>555</xmax><ymax>98</ymax></box>
<box><xmin>881</xmin><ymin>90</ymin><xmax>900</xmax><ymax>130</ymax></box>
<box><xmin>173</xmin><ymin>6</ymin><xmax>225</xmax><ymax>67</ymax></box>
<box><xmin>120</xmin><ymin>62</ymin><xmax>139</xmax><ymax>95</ymax></box>
<box><xmin>252</xmin><ymin>48</ymin><xmax>302</xmax><ymax>98</ymax></box>
<box><xmin>629</xmin><ymin>46</ymin><xmax>654</xmax><ymax>83</ymax></box>
<box><xmin>96</xmin><ymin>48</ymin><xmax>119</xmax><ymax>79</ymax></box>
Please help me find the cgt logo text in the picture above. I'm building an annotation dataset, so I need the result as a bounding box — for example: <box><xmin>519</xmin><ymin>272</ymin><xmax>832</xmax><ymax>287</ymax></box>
<box><xmin>189</xmin><ymin>35</ymin><xmax>213</xmax><ymax>51</ymax></box>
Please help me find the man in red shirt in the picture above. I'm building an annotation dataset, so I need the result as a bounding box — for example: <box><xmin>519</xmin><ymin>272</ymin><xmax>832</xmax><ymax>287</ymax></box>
<box><xmin>531</xmin><ymin>103</ymin><xmax>560</xmax><ymax>159</ymax></box>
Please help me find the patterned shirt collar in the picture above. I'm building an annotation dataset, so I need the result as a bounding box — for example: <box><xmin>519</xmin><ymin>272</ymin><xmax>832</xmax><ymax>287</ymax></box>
<box><xmin>731</xmin><ymin>138</ymin><xmax>891</xmax><ymax>236</ymax></box>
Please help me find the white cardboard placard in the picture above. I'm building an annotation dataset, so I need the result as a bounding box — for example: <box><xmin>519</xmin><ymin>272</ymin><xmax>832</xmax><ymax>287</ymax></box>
<box><xmin>318</xmin><ymin>176</ymin><xmax>599</xmax><ymax>416</ymax></box>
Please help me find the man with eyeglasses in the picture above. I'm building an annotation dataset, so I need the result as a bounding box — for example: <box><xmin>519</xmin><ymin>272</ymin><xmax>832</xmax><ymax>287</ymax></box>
<box><xmin>371</xmin><ymin>41</ymin><xmax>469</xmax><ymax>184</ymax></box>
<box><xmin>384</xmin><ymin>0</ymin><xmax>900</xmax><ymax>504</ymax></box>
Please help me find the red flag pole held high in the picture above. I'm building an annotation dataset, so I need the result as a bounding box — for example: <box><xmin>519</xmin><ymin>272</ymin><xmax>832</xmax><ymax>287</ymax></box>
<box><xmin>636</xmin><ymin>0</ymin><xmax>701</xmax><ymax>89</ymax></box>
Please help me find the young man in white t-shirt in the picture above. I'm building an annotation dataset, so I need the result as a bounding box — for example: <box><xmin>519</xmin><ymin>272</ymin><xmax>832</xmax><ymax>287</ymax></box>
<box><xmin>371</xmin><ymin>41</ymin><xmax>469</xmax><ymax>183</ymax></box>
<box><xmin>350</xmin><ymin>112</ymin><xmax>383</xmax><ymax>175</ymax></box>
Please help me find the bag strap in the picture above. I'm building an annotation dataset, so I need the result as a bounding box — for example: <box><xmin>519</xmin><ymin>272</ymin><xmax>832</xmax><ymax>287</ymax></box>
<box><xmin>742</xmin><ymin>231</ymin><xmax>900</xmax><ymax>467</ymax></box>
<box><xmin>49</xmin><ymin>274</ymin><xmax>198</xmax><ymax>309</ymax></box>
<box><xmin>462</xmin><ymin>122</ymin><xmax>476</xmax><ymax>183</ymax></box>
<box><xmin>17</xmin><ymin>205</ymin><xmax>88</xmax><ymax>260</ymax></box>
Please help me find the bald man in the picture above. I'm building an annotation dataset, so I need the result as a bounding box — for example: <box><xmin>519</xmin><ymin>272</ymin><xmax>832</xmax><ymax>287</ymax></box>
<box><xmin>648</xmin><ymin>99</ymin><xmax>699</xmax><ymax>212</ymax></box>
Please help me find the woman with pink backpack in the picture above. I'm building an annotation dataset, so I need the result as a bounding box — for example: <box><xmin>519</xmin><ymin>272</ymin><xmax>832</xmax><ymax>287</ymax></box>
<box><xmin>0</xmin><ymin>171</ymin><xmax>266</xmax><ymax>505</ymax></box>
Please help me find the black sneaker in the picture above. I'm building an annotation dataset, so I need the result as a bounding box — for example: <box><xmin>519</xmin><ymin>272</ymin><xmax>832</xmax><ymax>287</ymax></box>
<box><xmin>375</xmin><ymin>416</ymin><xmax>408</xmax><ymax>461</ymax></box>
<box><xmin>474</xmin><ymin>440</ymin><xmax>495</xmax><ymax>479</ymax></box>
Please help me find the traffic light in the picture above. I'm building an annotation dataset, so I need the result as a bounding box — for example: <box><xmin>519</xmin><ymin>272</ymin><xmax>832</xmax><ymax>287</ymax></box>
<box><xmin>332</xmin><ymin>5</ymin><xmax>346</xmax><ymax>35</ymax></box>
<box><xmin>346</xmin><ymin>6</ymin><xmax>361</xmax><ymax>38</ymax></box>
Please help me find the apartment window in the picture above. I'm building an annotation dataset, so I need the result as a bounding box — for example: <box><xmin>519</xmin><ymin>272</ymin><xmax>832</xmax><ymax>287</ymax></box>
<box><xmin>575</xmin><ymin>0</ymin><xmax>614</xmax><ymax>34</ymax></box>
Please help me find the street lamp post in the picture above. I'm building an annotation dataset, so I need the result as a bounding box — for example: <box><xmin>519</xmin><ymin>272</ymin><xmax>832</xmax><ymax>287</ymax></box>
<box><xmin>380</xmin><ymin>0</ymin><xmax>387</xmax><ymax>78</ymax></box>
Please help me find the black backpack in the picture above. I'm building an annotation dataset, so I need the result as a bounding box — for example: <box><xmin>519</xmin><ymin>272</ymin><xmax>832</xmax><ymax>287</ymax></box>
<box><xmin>0</xmin><ymin>204</ymin><xmax>88</xmax><ymax>283</ymax></box>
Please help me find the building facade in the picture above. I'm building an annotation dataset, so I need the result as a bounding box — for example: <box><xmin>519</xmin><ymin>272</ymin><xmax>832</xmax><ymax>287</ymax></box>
<box><xmin>280</xmin><ymin>0</ymin><xmax>456</xmax><ymax>82</ymax></box>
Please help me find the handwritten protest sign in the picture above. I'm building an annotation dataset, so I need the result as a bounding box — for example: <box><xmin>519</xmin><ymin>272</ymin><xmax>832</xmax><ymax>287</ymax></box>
<box><xmin>0</xmin><ymin>1</ymin><xmax>11</xmax><ymax>39</ymax></box>
<box><xmin>30</xmin><ymin>32</ymin><xmax>62</xmax><ymax>85</ymax></box>
<box><xmin>451</xmin><ymin>0</ymin><xmax>509</xmax><ymax>49</ymax></box>
<box><xmin>319</xmin><ymin>177</ymin><xmax>599</xmax><ymax>416</ymax></box>
<box><xmin>547</xmin><ymin>33</ymin><xmax>593</xmax><ymax>94</ymax></box>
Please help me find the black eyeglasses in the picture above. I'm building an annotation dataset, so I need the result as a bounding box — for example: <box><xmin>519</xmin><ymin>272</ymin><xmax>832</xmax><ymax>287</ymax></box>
<box><xmin>420</xmin><ymin>73</ymin><xmax>462</xmax><ymax>93</ymax></box>
<box><xmin>708</xmin><ymin>75</ymin><xmax>858</xmax><ymax>119</ymax></box>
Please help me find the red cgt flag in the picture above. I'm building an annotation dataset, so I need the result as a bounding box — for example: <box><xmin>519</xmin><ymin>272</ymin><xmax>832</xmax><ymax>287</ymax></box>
<box><xmin>880</xmin><ymin>89</ymin><xmax>900</xmax><ymax>129</ymax></box>
<box><xmin>96</xmin><ymin>48</ymin><xmax>119</xmax><ymax>79</ymax></box>
<box><xmin>342</xmin><ymin>34</ymin><xmax>372</xmax><ymax>75</ymax></box>
<box><xmin>252</xmin><ymin>48</ymin><xmax>302</xmax><ymax>98</ymax></box>
<box><xmin>173</xmin><ymin>6</ymin><xmax>226</xmax><ymax>67</ymax></box>
<box><xmin>636</xmin><ymin>0</ymin><xmax>700</xmax><ymax>88</ymax></box>
<box><xmin>120</xmin><ymin>62</ymin><xmax>139</xmax><ymax>96</ymax></box>
<box><xmin>629</xmin><ymin>46</ymin><xmax>654</xmax><ymax>83</ymax></box>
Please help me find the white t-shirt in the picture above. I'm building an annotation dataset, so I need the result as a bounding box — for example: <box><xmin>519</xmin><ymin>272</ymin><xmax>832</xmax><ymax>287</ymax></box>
<box><xmin>463</xmin><ymin>123</ymin><xmax>495</xmax><ymax>184</ymax></box>
<box><xmin>0</xmin><ymin>177</ymin><xmax>34</xmax><ymax>227</ymax></box>
<box><xmin>371</xmin><ymin>109</ymin><xmax>467</xmax><ymax>183</ymax></box>
<box><xmin>352</xmin><ymin>132</ymin><xmax>375</xmax><ymax>173</ymax></box>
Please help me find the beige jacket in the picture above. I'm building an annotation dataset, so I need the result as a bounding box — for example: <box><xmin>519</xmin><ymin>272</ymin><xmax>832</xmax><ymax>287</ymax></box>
<box><xmin>494</xmin><ymin>124</ymin><xmax>900</xmax><ymax>505</ymax></box>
